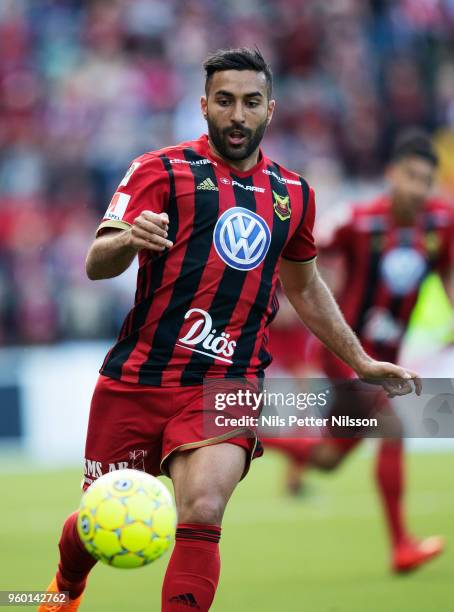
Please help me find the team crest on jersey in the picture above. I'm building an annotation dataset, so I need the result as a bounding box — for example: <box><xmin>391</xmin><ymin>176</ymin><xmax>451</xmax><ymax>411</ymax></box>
<box><xmin>424</xmin><ymin>231</ymin><xmax>441</xmax><ymax>256</ymax></box>
<box><xmin>272</xmin><ymin>191</ymin><xmax>291</xmax><ymax>221</ymax></box>
<box><xmin>371</xmin><ymin>233</ymin><xmax>385</xmax><ymax>252</ymax></box>
<box><xmin>213</xmin><ymin>207</ymin><xmax>271</xmax><ymax>271</ymax></box>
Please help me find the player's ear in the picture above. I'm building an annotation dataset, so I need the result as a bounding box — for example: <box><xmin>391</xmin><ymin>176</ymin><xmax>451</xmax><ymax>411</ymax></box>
<box><xmin>266</xmin><ymin>99</ymin><xmax>276</xmax><ymax>126</ymax></box>
<box><xmin>201</xmin><ymin>96</ymin><xmax>208</xmax><ymax>120</ymax></box>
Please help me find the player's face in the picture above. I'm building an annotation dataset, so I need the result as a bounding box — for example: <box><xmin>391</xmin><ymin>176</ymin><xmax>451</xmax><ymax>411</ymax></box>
<box><xmin>201</xmin><ymin>70</ymin><xmax>275</xmax><ymax>162</ymax></box>
<box><xmin>387</xmin><ymin>156</ymin><xmax>436</xmax><ymax>213</ymax></box>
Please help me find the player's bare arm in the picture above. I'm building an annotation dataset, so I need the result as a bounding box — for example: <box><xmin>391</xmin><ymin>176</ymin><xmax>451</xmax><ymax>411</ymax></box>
<box><xmin>279</xmin><ymin>258</ymin><xmax>422</xmax><ymax>396</ymax></box>
<box><xmin>85</xmin><ymin>211</ymin><xmax>172</xmax><ymax>280</ymax></box>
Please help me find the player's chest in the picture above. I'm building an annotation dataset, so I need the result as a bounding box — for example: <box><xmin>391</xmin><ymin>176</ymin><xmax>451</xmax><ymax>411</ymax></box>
<box><xmin>171</xmin><ymin>165</ymin><xmax>299</xmax><ymax>217</ymax></box>
<box><xmin>169</xmin><ymin>165</ymin><xmax>302</xmax><ymax>268</ymax></box>
<box><xmin>354</xmin><ymin>225</ymin><xmax>442</xmax><ymax>295</ymax></box>
<box><xmin>355</xmin><ymin>224</ymin><xmax>442</xmax><ymax>260</ymax></box>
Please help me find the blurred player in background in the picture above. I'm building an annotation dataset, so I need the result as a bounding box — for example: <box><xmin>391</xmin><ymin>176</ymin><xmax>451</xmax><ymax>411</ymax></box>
<box><xmin>261</xmin><ymin>291</ymin><xmax>315</xmax><ymax>494</ymax></box>
<box><xmin>38</xmin><ymin>49</ymin><xmax>421</xmax><ymax>612</ymax></box>
<box><xmin>266</xmin><ymin>130</ymin><xmax>453</xmax><ymax>573</ymax></box>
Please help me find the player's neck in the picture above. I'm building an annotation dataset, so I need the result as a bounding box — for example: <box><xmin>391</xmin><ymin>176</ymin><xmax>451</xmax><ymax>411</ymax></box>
<box><xmin>390</xmin><ymin>198</ymin><xmax>418</xmax><ymax>225</ymax></box>
<box><xmin>208</xmin><ymin>139</ymin><xmax>261</xmax><ymax>173</ymax></box>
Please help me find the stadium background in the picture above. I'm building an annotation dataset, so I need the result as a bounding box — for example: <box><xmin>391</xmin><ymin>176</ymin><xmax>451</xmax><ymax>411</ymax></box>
<box><xmin>1</xmin><ymin>1</ymin><xmax>453</xmax><ymax>611</ymax></box>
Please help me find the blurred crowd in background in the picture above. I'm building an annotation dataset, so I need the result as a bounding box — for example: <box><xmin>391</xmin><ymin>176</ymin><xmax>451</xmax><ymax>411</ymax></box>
<box><xmin>1</xmin><ymin>0</ymin><xmax>454</xmax><ymax>345</ymax></box>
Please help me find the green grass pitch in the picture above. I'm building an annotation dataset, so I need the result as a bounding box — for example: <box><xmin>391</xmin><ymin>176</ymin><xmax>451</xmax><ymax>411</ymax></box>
<box><xmin>1</xmin><ymin>449</ymin><xmax>452</xmax><ymax>611</ymax></box>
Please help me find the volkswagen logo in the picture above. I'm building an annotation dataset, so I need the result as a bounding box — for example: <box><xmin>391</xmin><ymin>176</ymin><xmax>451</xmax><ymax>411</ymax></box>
<box><xmin>213</xmin><ymin>207</ymin><xmax>271</xmax><ymax>271</ymax></box>
<box><xmin>380</xmin><ymin>247</ymin><xmax>427</xmax><ymax>296</ymax></box>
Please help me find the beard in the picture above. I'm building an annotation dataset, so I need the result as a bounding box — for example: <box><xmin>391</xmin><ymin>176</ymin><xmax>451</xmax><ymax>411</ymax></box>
<box><xmin>206</xmin><ymin>115</ymin><xmax>268</xmax><ymax>162</ymax></box>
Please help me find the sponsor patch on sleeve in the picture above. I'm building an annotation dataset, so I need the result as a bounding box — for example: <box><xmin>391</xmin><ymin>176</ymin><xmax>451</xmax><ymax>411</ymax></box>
<box><xmin>119</xmin><ymin>162</ymin><xmax>141</xmax><ymax>187</ymax></box>
<box><xmin>104</xmin><ymin>192</ymin><xmax>131</xmax><ymax>221</ymax></box>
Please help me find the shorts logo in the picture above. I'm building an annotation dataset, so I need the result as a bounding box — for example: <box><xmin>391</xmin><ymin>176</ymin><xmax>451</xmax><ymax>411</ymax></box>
<box><xmin>177</xmin><ymin>308</ymin><xmax>236</xmax><ymax>364</ymax></box>
<box><xmin>129</xmin><ymin>449</ymin><xmax>147</xmax><ymax>471</ymax></box>
<box><xmin>83</xmin><ymin>458</ymin><xmax>129</xmax><ymax>487</ymax></box>
<box><xmin>104</xmin><ymin>192</ymin><xmax>131</xmax><ymax>222</ymax></box>
<box><xmin>213</xmin><ymin>207</ymin><xmax>271</xmax><ymax>271</ymax></box>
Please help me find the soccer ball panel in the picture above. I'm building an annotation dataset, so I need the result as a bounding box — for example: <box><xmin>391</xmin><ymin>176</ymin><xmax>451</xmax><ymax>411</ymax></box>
<box><xmin>82</xmin><ymin>484</ymin><xmax>108</xmax><ymax>509</ymax></box>
<box><xmin>120</xmin><ymin>522</ymin><xmax>152</xmax><ymax>553</ymax></box>
<box><xmin>92</xmin><ymin>529</ymin><xmax>123</xmax><ymax>557</ymax></box>
<box><xmin>96</xmin><ymin>499</ymin><xmax>127</xmax><ymax>530</ymax></box>
<box><xmin>111</xmin><ymin>552</ymin><xmax>145</xmax><ymax>569</ymax></box>
<box><xmin>152</xmin><ymin>504</ymin><xmax>177</xmax><ymax>538</ymax></box>
<box><xmin>142</xmin><ymin>538</ymin><xmax>171</xmax><ymax>563</ymax></box>
<box><xmin>125</xmin><ymin>493</ymin><xmax>155</xmax><ymax>522</ymax></box>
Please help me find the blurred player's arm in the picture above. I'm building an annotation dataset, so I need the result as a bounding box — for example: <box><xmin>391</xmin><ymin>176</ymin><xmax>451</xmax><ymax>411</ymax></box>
<box><xmin>313</xmin><ymin>203</ymin><xmax>353</xmax><ymax>295</ymax></box>
<box><xmin>279</xmin><ymin>258</ymin><xmax>420</xmax><ymax>393</ymax></box>
<box><xmin>438</xmin><ymin>214</ymin><xmax>454</xmax><ymax>329</ymax></box>
<box><xmin>85</xmin><ymin>212</ymin><xmax>172</xmax><ymax>280</ymax></box>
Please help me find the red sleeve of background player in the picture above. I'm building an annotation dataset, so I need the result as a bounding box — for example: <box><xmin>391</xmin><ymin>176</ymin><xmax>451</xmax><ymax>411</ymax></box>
<box><xmin>96</xmin><ymin>154</ymin><xmax>170</xmax><ymax>237</ymax></box>
<box><xmin>281</xmin><ymin>186</ymin><xmax>317</xmax><ymax>263</ymax></box>
<box><xmin>436</xmin><ymin>210</ymin><xmax>454</xmax><ymax>275</ymax></box>
<box><xmin>316</xmin><ymin>204</ymin><xmax>354</xmax><ymax>254</ymax></box>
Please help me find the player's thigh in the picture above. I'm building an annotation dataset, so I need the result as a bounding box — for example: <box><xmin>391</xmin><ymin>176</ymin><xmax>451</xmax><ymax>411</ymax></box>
<box><xmin>168</xmin><ymin>443</ymin><xmax>247</xmax><ymax>518</ymax></box>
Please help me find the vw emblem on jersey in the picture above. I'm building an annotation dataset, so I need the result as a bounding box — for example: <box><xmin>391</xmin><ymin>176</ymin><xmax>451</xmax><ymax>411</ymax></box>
<box><xmin>380</xmin><ymin>247</ymin><xmax>427</xmax><ymax>296</ymax></box>
<box><xmin>213</xmin><ymin>207</ymin><xmax>271</xmax><ymax>271</ymax></box>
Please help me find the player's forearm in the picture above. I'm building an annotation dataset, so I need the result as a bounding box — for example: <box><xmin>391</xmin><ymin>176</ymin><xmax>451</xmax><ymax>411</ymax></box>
<box><xmin>86</xmin><ymin>211</ymin><xmax>172</xmax><ymax>280</ymax></box>
<box><xmin>284</xmin><ymin>271</ymin><xmax>372</xmax><ymax>374</ymax></box>
<box><xmin>85</xmin><ymin>230</ymin><xmax>137</xmax><ymax>280</ymax></box>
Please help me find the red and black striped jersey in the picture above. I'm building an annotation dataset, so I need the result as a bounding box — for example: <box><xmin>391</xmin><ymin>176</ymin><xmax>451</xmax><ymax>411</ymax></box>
<box><xmin>319</xmin><ymin>195</ymin><xmax>454</xmax><ymax>360</ymax></box>
<box><xmin>97</xmin><ymin>134</ymin><xmax>316</xmax><ymax>386</ymax></box>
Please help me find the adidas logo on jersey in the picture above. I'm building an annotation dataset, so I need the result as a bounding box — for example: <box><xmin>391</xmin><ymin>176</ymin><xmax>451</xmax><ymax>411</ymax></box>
<box><xmin>197</xmin><ymin>178</ymin><xmax>218</xmax><ymax>191</ymax></box>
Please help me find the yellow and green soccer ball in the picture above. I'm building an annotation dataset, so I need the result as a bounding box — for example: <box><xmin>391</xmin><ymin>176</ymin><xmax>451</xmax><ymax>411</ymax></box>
<box><xmin>77</xmin><ymin>469</ymin><xmax>176</xmax><ymax>569</ymax></box>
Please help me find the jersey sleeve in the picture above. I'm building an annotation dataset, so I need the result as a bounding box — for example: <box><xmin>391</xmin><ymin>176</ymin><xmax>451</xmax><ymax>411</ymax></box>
<box><xmin>96</xmin><ymin>154</ymin><xmax>170</xmax><ymax>237</ymax></box>
<box><xmin>281</xmin><ymin>186</ymin><xmax>317</xmax><ymax>263</ymax></box>
<box><xmin>435</xmin><ymin>211</ymin><xmax>454</xmax><ymax>275</ymax></box>
<box><xmin>315</xmin><ymin>203</ymin><xmax>354</xmax><ymax>254</ymax></box>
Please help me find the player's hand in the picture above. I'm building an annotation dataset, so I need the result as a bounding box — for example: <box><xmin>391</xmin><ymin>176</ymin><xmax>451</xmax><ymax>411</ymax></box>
<box><xmin>126</xmin><ymin>211</ymin><xmax>173</xmax><ymax>252</ymax></box>
<box><xmin>356</xmin><ymin>359</ymin><xmax>422</xmax><ymax>398</ymax></box>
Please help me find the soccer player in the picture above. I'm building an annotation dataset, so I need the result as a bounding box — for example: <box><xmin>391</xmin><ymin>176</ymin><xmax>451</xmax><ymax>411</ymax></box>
<box><xmin>266</xmin><ymin>130</ymin><xmax>453</xmax><ymax>573</ymax></box>
<box><xmin>38</xmin><ymin>49</ymin><xmax>421</xmax><ymax>612</ymax></box>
